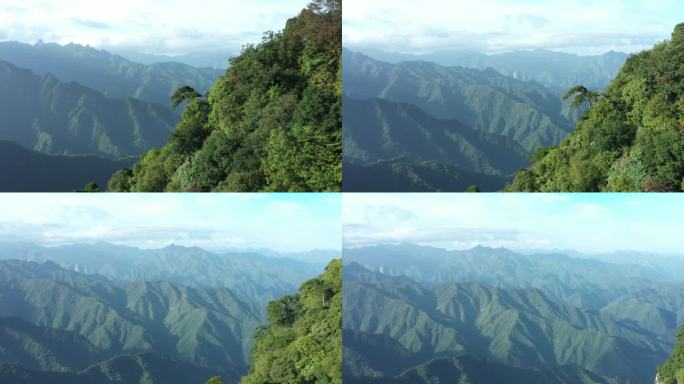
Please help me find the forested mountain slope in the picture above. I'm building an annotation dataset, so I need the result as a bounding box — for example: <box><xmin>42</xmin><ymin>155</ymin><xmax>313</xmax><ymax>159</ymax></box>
<box><xmin>0</xmin><ymin>41</ymin><xmax>222</xmax><ymax>107</ymax></box>
<box><xmin>353</xmin><ymin>48</ymin><xmax>628</xmax><ymax>93</ymax></box>
<box><xmin>343</xmin><ymin>97</ymin><xmax>528</xmax><ymax>177</ymax></box>
<box><xmin>344</xmin><ymin>244</ymin><xmax>684</xmax><ymax>311</ymax></box>
<box><xmin>658</xmin><ymin>325</ymin><xmax>684</xmax><ymax>384</ymax></box>
<box><xmin>343</xmin><ymin>263</ymin><xmax>669</xmax><ymax>384</ymax></box>
<box><xmin>0</xmin><ymin>316</ymin><xmax>104</xmax><ymax>372</ymax></box>
<box><xmin>109</xmin><ymin>1</ymin><xmax>342</xmax><ymax>192</ymax></box>
<box><xmin>0</xmin><ymin>242</ymin><xmax>324</xmax><ymax>306</ymax></box>
<box><xmin>0</xmin><ymin>260</ymin><xmax>260</xmax><ymax>376</ymax></box>
<box><xmin>343</xmin><ymin>48</ymin><xmax>574</xmax><ymax>152</ymax></box>
<box><xmin>243</xmin><ymin>259</ymin><xmax>342</xmax><ymax>384</ymax></box>
<box><xmin>507</xmin><ymin>23</ymin><xmax>684</xmax><ymax>192</ymax></box>
<box><xmin>0</xmin><ymin>60</ymin><xmax>175</xmax><ymax>158</ymax></box>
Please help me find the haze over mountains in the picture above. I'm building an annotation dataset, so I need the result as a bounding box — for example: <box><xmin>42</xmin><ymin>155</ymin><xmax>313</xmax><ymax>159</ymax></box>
<box><xmin>343</xmin><ymin>243</ymin><xmax>684</xmax><ymax>384</ymax></box>
<box><xmin>111</xmin><ymin>49</ymin><xmax>235</xmax><ymax>70</ymax></box>
<box><xmin>342</xmin><ymin>47</ymin><xmax>629</xmax><ymax>191</ymax></box>
<box><xmin>345</xmin><ymin>47</ymin><xmax>629</xmax><ymax>92</ymax></box>
<box><xmin>0</xmin><ymin>241</ymin><xmax>335</xmax><ymax>384</ymax></box>
<box><xmin>0</xmin><ymin>41</ymin><xmax>224</xmax><ymax>191</ymax></box>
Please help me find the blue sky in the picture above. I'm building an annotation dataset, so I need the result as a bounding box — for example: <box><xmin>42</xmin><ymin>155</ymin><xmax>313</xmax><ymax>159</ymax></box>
<box><xmin>0</xmin><ymin>0</ymin><xmax>310</xmax><ymax>55</ymax></box>
<box><xmin>0</xmin><ymin>194</ymin><xmax>341</xmax><ymax>252</ymax></box>
<box><xmin>343</xmin><ymin>194</ymin><xmax>684</xmax><ymax>254</ymax></box>
<box><xmin>344</xmin><ymin>0</ymin><xmax>684</xmax><ymax>55</ymax></box>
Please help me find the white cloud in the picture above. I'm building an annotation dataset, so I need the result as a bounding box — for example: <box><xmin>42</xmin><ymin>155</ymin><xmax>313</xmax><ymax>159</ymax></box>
<box><xmin>343</xmin><ymin>194</ymin><xmax>684</xmax><ymax>254</ymax></box>
<box><xmin>0</xmin><ymin>194</ymin><xmax>341</xmax><ymax>253</ymax></box>
<box><xmin>0</xmin><ymin>0</ymin><xmax>310</xmax><ymax>54</ymax></box>
<box><xmin>343</xmin><ymin>0</ymin><xmax>684</xmax><ymax>54</ymax></box>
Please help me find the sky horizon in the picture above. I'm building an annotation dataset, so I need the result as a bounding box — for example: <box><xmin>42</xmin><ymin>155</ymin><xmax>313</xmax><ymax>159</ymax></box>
<box><xmin>0</xmin><ymin>0</ymin><xmax>310</xmax><ymax>55</ymax></box>
<box><xmin>344</xmin><ymin>0</ymin><xmax>684</xmax><ymax>55</ymax></box>
<box><xmin>343</xmin><ymin>194</ymin><xmax>684</xmax><ymax>255</ymax></box>
<box><xmin>0</xmin><ymin>194</ymin><xmax>341</xmax><ymax>253</ymax></box>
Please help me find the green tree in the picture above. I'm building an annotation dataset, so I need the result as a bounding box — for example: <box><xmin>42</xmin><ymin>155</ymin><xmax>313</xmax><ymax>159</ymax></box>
<box><xmin>563</xmin><ymin>85</ymin><xmax>601</xmax><ymax>109</ymax></box>
<box><xmin>109</xmin><ymin>2</ymin><xmax>341</xmax><ymax>192</ymax></box>
<box><xmin>107</xmin><ymin>168</ymin><xmax>133</xmax><ymax>192</ymax></box>
<box><xmin>77</xmin><ymin>182</ymin><xmax>100</xmax><ymax>192</ymax></box>
<box><xmin>508</xmin><ymin>23</ymin><xmax>684</xmax><ymax>192</ymax></box>
<box><xmin>242</xmin><ymin>260</ymin><xmax>341</xmax><ymax>384</ymax></box>
<box><xmin>171</xmin><ymin>85</ymin><xmax>201</xmax><ymax>111</ymax></box>
<box><xmin>205</xmin><ymin>376</ymin><xmax>224</xmax><ymax>384</ymax></box>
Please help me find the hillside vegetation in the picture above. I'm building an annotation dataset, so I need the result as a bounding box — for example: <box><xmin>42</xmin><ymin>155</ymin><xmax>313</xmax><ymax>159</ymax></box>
<box><xmin>507</xmin><ymin>24</ymin><xmax>684</xmax><ymax>191</ymax></box>
<box><xmin>658</xmin><ymin>326</ymin><xmax>684</xmax><ymax>384</ymax></box>
<box><xmin>242</xmin><ymin>259</ymin><xmax>342</xmax><ymax>384</ymax></box>
<box><xmin>110</xmin><ymin>0</ymin><xmax>341</xmax><ymax>192</ymax></box>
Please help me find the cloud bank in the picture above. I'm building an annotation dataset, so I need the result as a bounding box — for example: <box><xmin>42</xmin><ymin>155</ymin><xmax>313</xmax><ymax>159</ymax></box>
<box><xmin>0</xmin><ymin>194</ymin><xmax>341</xmax><ymax>252</ymax></box>
<box><xmin>0</xmin><ymin>0</ymin><xmax>310</xmax><ymax>55</ymax></box>
<box><xmin>343</xmin><ymin>194</ymin><xmax>684</xmax><ymax>254</ymax></box>
<box><xmin>344</xmin><ymin>0</ymin><xmax>684</xmax><ymax>55</ymax></box>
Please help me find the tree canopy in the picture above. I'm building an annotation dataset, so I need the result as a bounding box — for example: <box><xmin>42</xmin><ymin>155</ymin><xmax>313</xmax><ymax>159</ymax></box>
<box><xmin>241</xmin><ymin>259</ymin><xmax>342</xmax><ymax>384</ymax></box>
<box><xmin>563</xmin><ymin>85</ymin><xmax>601</xmax><ymax>109</ymax></box>
<box><xmin>109</xmin><ymin>0</ymin><xmax>341</xmax><ymax>192</ymax></box>
<box><xmin>657</xmin><ymin>325</ymin><xmax>684</xmax><ymax>384</ymax></box>
<box><xmin>507</xmin><ymin>23</ymin><xmax>684</xmax><ymax>192</ymax></box>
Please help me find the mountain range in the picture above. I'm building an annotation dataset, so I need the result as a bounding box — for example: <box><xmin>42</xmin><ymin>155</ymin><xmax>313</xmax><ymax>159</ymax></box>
<box><xmin>348</xmin><ymin>47</ymin><xmax>628</xmax><ymax>93</ymax></box>
<box><xmin>0</xmin><ymin>40</ymin><xmax>226</xmax><ymax>191</ymax></box>
<box><xmin>0</xmin><ymin>59</ymin><xmax>176</xmax><ymax>158</ymax></box>
<box><xmin>112</xmin><ymin>49</ymin><xmax>234</xmax><ymax>70</ymax></box>
<box><xmin>343</xmin><ymin>96</ymin><xmax>529</xmax><ymax>191</ymax></box>
<box><xmin>341</xmin><ymin>45</ymin><xmax>635</xmax><ymax>191</ymax></box>
<box><xmin>0</xmin><ymin>259</ymin><xmax>257</xmax><ymax>381</ymax></box>
<box><xmin>343</xmin><ymin>244</ymin><xmax>684</xmax><ymax>383</ymax></box>
<box><xmin>0</xmin><ymin>242</ymin><xmax>330</xmax><ymax>306</ymax></box>
<box><xmin>0</xmin><ymin>41</ymin><xmax>222</xmax><ymax>107</ymax></box>
<box><xmin>343</xmin><ymin>48</ymin><xmax>574</xmax><ymax>152</ymax></box>
<box><xmin>0</xmin><ymin>242</ymin><xmax>335</xmax><ymax>383</ymax></box>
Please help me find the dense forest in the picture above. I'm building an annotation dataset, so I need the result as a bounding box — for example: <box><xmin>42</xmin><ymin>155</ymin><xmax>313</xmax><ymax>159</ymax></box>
<box><xmin>109</xmin><ymin>0</ymin><xmax>342</xmax><ymax>192</ymax></box>
<box><xmin>658</xmin><ymin>325</ymin><xmax>684</xmax><ymax>384</ymax></box>
<box><xmin>242</xmin><ymin>259</ymin><xmax>342</xmax><ymax>384</ymax></box>
<box><xmin>507</xmin><ymin>23</ymin><xmax>684</xmax><ymax>192</ymax></box>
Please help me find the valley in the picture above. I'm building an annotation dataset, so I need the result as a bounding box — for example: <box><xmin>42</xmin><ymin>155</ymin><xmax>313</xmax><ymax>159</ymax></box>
<box><xmin>343</xmin><ymin>244</ymin><xmax>684</xmax><ymax>384</ymax></box>
<box><xmin>342</xmin><ymin>47</ymin><xmax>627</xmax><ymax>191</ymax></box>
<box><xmin>0</xmin><ymin>242</ymin><xmax>338</xmax><ymax>384</ymax></box>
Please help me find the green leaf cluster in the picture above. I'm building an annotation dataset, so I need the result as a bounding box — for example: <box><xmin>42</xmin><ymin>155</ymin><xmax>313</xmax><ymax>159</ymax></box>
<box><xmin>658</xmin><ymin>325</ymin><xmax>684</xmax><ymax>384</ymax></box>
<box><xmin>507</xmin><ymin>23</ymin><xmax>684</xmax><ymax>191</ymax></box>
<box><xmin>111</xmin><ymin>1</ymin><xmax>342</xmax><ymax>192</ymax></box>
<box><xmin>242</xmin><ymin>259</ymin><xmax>342</xmax><ymax>384</ymax></box>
